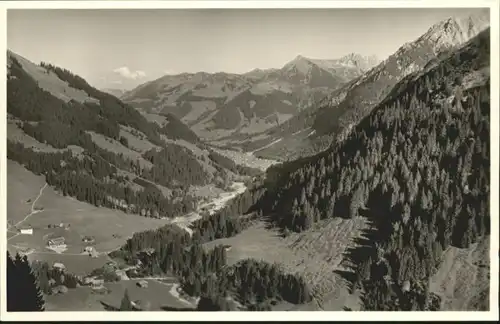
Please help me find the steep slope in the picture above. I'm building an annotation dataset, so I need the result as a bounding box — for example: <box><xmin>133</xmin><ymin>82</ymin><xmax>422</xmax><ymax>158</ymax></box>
<box><xmin>254</xmin><ymin>27</ymin><xmax>490</xmax><ymax>310</ymax></box>
<box><xmin>107</xmin><ymin>26</ymin><xmax>490</xmax><ymax>311</ymax></box>
<box><xmin>7</xmin><ymin>51</ymin><xmax>259</xmax><ymax>220</ymax></box>
<box><xmin>121</xmin><ymin>53</ymin><xmax>379</xmax><ymax>143</ymax></box>
<box><xmin>313</xmin><ymin>12</ymin><xmax>490</xmax><ymax>139</ymax></box>
<box><xmin>101</xmin><ymin>88</ymin><xmax>126</xmax><ymax>98</ymax></box>
<box><xmin>251</xmin><ymin>11</ymin><xmax>490</xmax><ymax>160</ymax></box>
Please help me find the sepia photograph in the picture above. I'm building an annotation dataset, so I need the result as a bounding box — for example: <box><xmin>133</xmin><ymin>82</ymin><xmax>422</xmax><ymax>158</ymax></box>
<box><xmin>1</xmin><ymin>0</ymin><xmax>498</xmax><ymax>321</ymax></box>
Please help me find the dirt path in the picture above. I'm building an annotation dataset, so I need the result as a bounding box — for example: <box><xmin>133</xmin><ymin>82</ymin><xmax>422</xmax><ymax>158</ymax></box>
<box><xmin>7</xmin><ymin>183</ymin><xmax>48</xmax><ymax>241</ymax></box>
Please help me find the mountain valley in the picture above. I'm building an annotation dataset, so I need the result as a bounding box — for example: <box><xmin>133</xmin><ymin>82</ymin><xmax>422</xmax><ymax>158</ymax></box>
<box><xmin>5</xmin><ymin>8</ymin><xmax>493</xmax><ymax>315</ymax></box>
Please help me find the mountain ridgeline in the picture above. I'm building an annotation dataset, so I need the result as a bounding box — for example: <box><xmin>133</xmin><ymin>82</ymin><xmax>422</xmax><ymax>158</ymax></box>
<box><xmin>121</xmin><ymin>53</ymin><xmax>380</xmax><ymax>143</ymax></box>
<box><xmin>250</xmin><ymin>12</ymin><xmax>490</xmax><ymax>160</ymax></box>
<box><xmin>6</xmin><ymin>51</ymin><xmax>260</xmax><ymax>219</ymax></box>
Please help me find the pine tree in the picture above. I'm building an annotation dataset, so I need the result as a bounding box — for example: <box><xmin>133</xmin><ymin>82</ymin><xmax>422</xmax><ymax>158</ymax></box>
<box><xmin>7</xmin><ymin>252</ymin><xmax>45</xmax><ymax>311</ymax></box>
<box><xmin>120</xmin><ymin>289</ymin><xmax>133</xmax><ymax>311</ymax></box>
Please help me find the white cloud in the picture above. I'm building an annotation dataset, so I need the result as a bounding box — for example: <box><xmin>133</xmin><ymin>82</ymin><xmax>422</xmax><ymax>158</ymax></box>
<box><xmin>113</xmin><ymin>66</ymin><xmax>147</xmax><ymax>80</ymax></box>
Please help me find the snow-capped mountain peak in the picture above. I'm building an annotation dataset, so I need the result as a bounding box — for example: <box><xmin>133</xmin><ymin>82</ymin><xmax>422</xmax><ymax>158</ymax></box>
<box><xmin>336</xmin><ymin>53</ymin><xmax>380</xmax><ymax>70</ymax></box>
<box><xmin>282</xmin><ymin>53</ymin><xmax>380</xmax><ymax>77</ymax></box>
<box><xmin>419</xmin><ymin>11</ymin><xmax>490</xmax><ymax>52</ymax></box>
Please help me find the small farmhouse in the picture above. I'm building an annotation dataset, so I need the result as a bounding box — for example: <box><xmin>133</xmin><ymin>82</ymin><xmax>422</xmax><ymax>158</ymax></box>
<box><xmin>19</xmin><ymin>227</ymin><xmax>33</xmax><ymax>235</ymax></box>
<box><xmin>53</xmin><ymin>262</ymin><xmax>66</xmax><ymax>271</ymax></box>
<box><xmin>47</xmin><ymin>237</ymin><xmax>66</xmax><ymax>248</ymax></box>
<box><xmin>91</xmin><ymin>279</ymin><xmax>105</xmax><ymax>288</ymax></box>
<box><xmin>402</xmin><ymin>280</ymin><xmax>411</xmax><ymax>292</ymax></box>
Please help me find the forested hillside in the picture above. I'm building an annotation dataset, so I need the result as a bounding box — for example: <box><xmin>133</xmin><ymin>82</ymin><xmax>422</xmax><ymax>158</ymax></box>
<box><xmin>109</xmin><ymin>28</ymin><xmax>490</xmax><ymax>311</ymax></box>
<box><xmin>252</xmin><ymin>28</ymin><xmax>490</xmax><ymax>310</ymax></box>
<box><xmin>6</xmin><ymin>8</ymin><xmax>493</xmax><ymax>314</ymax></box>
<box><xmin>7</xmin><ymin>52</ymin><xmax>260</xmax><ymax>219</ymax></box>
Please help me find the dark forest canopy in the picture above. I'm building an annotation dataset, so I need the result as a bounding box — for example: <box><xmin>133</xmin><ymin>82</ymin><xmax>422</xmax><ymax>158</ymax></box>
<box><xmin>7</xmin><ymin>141</ymin><xmax>192</xmax><ymax>218</ymax></box>
<box><xmin>249</xmin><ymin>29</ymin><xmax>491</xmax><ymax>310</ymax></box>
<box><xmin>111</xmin><ymin>221</ymin><xmax>310</xmax><ymax>308</ymax></box>
<box><xmin>109</xmin><ymin>177</ymin><xmax>308</xmax><ymax>308</ymax></box>
<box><xmin>142</xmin><ymin>145</ymin><xmax>208</xmax><ymax>187</ymax></box>
<box><xmin>7</xmin><ymin>252</ymin><xmax>46</xmax><ymax>312</ymax></box>
<box><xmin>7</xmin><ymin>55</ymin><xmax>263</xmax><ymax>220</ymax></box>
<box><xmin>106</xmin><ymin>30</ymin><xmax>489</xmax><ymax>311</ymax></box>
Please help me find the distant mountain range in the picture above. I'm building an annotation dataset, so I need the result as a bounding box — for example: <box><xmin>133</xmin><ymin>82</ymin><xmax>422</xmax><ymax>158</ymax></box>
<box><xmin>121</xmin><ymin>53</ymin><xmax>380</xmax><ymax>143</ymax></box>
<box><xmin>243</xmin><ymin>11</ymin><xmax>490</xmax><ymax>160</ymax></box>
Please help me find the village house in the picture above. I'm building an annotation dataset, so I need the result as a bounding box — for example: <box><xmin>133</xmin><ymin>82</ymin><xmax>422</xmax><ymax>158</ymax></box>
<box><xmin>84</xmin><ymin>246</ymin><xmax>98</xmax><ymax>258</ymax></box>
<box><xmin>84</xmin><ymin>276</ymin><xmax>105</xmax><ymax>288</ymax></box>
<box><xmin>91</xmin><ymin>279</ymin><xmax>105</xmax><ymax>288</ymax></box>
<box><xmin>47</xmin><ymin>237</ymin><xmax>66</xmax><ymax>248</ymax></box>
<box><xmin>19</xmin><ymin>227</ymin><xmax>33</xmax><ymax>235</ymax></box>
<box><xmin>53</xmin><ymin>262</ymin><xmax>66</xmax><ymax>271</ymax></box>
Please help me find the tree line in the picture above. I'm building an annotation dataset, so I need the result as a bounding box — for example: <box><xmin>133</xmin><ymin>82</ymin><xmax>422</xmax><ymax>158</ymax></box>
<box><xmin>7</xmin><ymin>141</ymin><xmax>192</xmax><ymax>218</ymax></box>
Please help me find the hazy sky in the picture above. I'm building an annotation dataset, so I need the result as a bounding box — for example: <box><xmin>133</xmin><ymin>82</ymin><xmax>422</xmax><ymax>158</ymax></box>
<box><xmin>7</xmin><ymin>8</ymin><xmax>485</xmax><ymax>90</ymax></box>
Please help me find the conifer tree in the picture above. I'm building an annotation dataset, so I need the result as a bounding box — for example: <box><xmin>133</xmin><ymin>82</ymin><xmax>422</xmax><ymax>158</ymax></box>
<box><xmin>120</xmin><ymin>289</ymin><xmax>133</xmax><ymax>311</ymax></box>
<box><xmin>7</xmin><ymin>252</ymin><xmax>45</xmax><ymax>311</ymax></box>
